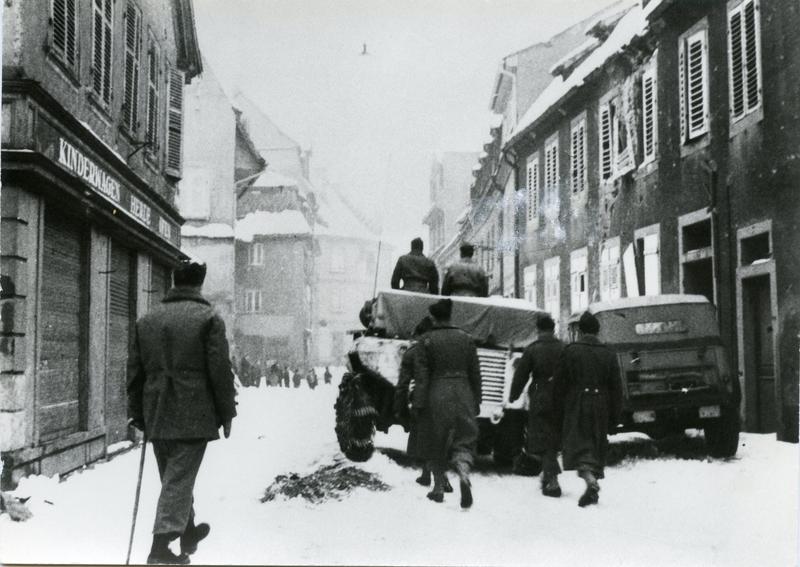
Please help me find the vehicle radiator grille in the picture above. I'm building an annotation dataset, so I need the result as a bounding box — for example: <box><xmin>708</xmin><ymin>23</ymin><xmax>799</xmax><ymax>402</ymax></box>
<box><xmin>478</xmin><ymin>348</ymin><xmax>506</xmax><ymax>404</ymax></box>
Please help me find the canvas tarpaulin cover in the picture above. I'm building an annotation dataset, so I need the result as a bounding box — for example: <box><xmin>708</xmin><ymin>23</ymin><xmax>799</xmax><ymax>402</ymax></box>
<box><xmin>372</xmin><ymin>289</ymin><xmax>544</xmax><ymax>348</ymax></box>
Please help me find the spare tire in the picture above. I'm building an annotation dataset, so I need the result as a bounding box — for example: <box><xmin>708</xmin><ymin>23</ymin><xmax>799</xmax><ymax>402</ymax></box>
<box><xmin>334</xmin><ymin>371</ymin><xmax>378</xmax><ymax>462</ymax></box>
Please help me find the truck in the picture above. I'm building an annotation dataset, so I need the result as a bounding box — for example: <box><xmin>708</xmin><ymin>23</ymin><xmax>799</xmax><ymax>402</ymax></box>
<box><xmin>567</xmin><ymin>294</ymin><xmax>740</xmax><ymax>457</ymax></box>
<box><xmin>334</xmin><ymin>289</ymin><xmax>547</xmax><ymax>464</ymax></box>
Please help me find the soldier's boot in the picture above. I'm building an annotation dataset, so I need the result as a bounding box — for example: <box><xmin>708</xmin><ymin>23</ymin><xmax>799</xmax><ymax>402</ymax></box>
<box><xmin>540</xmin><ymin>473</ymin><xmax>562</xmax><ymax>498</ymax></box>
<box><xmin>577</xmin><ymin>470</ymin><xmax>600</xmax><ymax>508</ymax></box>
<box><xmin>454</xmin><ymin>461</ymin><xmax>473</xmax><ymax>509</ymax></box>
<box><xmin>426</xmin><ymin>470</ymin><xmax>445</xmax><ymax>503</ymax></box>
<box><xmin>442</xmin><ymin>475</ymin><xmax>453</xmax><ymax>493</ymax></box>
<box><xmin>415</xmin><ymin>466</ymin><xmax>431</xmax><ymax>487</ymax></box>
<box><xmin>180</xmin><ymin>518</ymin><xmax>210</xmax><ymax>556</ymax></box>
<box><xmin>147</xmin><ymin>533</ymin><xmax>190</xmax><ymax>565</ymax></box>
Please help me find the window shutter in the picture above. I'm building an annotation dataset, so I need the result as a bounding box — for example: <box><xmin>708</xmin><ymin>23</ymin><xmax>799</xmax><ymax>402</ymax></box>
<box><xmin>678</xmin><ymin>40</ymin><xmax>686</xmax><ymax>143</ymax></box>
<box><xmin>52</xmin><ymin>0</ymin><xmax>78</xmax><ymax>68</ymax></box>
<box><xmin>686</xmin><ymin>30</ymin><xmax>709</xmax><ymax>139</ymax></box>
<box><xmin>166</xmin><ymin>67</ymin><xmax>185</xmax><ymax>177</ymax></box>
<box><xmin>526</xmin><ymin>158</ymin><xmax>538</xmax><ymax>223</ymax></box>
<box><xmin>123</xmin><ymin>5</ymin><xmax>142</xmax><ymax>132</ymax></box>
<box><xmin>545</xmin><ymin>141</ymin><xmax>558</xmax><ymax>204</ymax></box>
<box><xmin>642</xmin><ymin>65</ymin><xmax>657</xmax><ymax>161</ymax></box>
<box><xmin>570</xmin><ymin>121</ymin><xmax>586</xmax><ymax>193</ymax></box>
<box><xmin>92</xmin><ymin>0</ymin><xmax>113</xmax><ymax>105</ymax></box>
<box><xmin>743</xmin><ymin>0</ymin><xmax>761</xmax><ymax>111</ymax></box>
<box><xmin>599</xmin><ymin>104</ymin><xmax>612</xmax><ymax>180</ymax></box>
<box><xmin>145</xmin><ymin>42</ymin><xmax>160</xmax><ymax>151</ymax></box>
<box><xmin>729</xmin><ymin>8</ymin><xmax>746</xmax><ymax>119</ymax></box>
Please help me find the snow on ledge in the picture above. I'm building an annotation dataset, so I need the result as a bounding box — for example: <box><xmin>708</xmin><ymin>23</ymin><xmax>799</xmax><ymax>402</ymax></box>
<box><xmin>235</xmin><ymin>210</ymin><xmax>311</xmax><ymax>242</ymax></box>
<box><xmin>181</xmin><ymin>223</ymin><xmax>235</xmax><ymax>239</ymax></box>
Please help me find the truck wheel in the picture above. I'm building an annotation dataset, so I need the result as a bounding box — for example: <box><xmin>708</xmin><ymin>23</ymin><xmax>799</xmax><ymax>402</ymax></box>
<box><xmin>492</xmin><ymin>411</ymin><xmax>526</xmax><ymax>467</ymax></box>
<box><xmin>704</xmin><ymin>405</ymin><xmax>740</xmax><ymax>458</ymax></box>
<box><xmin>334</xmin><ymin>371</ymin><xmax>377</xmax><ymax>462</ymax></box>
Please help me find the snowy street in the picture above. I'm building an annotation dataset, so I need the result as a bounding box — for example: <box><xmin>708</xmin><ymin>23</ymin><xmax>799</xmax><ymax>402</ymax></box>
<box><xmin>1</xmin><ymin>380</ymin><xmax>798</xmax><ymax>567</ymax></box>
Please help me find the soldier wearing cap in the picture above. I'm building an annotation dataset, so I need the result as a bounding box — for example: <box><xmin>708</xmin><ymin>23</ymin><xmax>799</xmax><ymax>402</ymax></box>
<box><xmin>412</xmin><ymin>298</ymin><xmax>481</xmax><ymax>508</ymax></box>
<box><xmin>441</xmin><ymin>242</ymin><xmax>489</xmax><ymax>297</ymax></box>
<box><xmin>553</xmin><ymin>311</ymin><xmax>623</xmax><ymax>507</ymax></box>
<box><xmin>390</xmin><ymin>237</ymin><xmax>440</xmax><ymax>294</ymax></box>
<box><xmin>127</xmin><ymin>259</ymin><xmax>237</xmax><ymax>563</ymax></box>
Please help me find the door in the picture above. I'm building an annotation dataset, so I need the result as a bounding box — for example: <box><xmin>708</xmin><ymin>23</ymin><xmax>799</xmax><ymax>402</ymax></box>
<box><xmin>39</xmin><ymin>210</ymin><xmax>86</xmax><ymax>441</ymax></box>
<box><xmin>106</xmin><ymin>241</ymin><xmax>135</xmax><ymax>444</ymax></box>
<box><xmin>742</xmin><ymin>275</ymin><xmax>776</xmax><ymax>432</ymax></box>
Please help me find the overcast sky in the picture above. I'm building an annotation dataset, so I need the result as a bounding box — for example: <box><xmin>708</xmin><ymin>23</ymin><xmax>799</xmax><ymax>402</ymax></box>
<box><xmin>194</xmin><ymin>0</ymin><xmax>619</xmax><ymax>253</ymax></box>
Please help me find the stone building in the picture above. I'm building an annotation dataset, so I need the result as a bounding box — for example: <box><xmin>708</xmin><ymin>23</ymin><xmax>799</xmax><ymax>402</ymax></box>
<box><xmin>1</xmin><ymin>0</ymin><xmax>202</xmax><ymax>486</ymax></box>
<box><xmin>504</xmin><ymin>0</ymin><xmax>799</xmax><ymax>441</ymax></box>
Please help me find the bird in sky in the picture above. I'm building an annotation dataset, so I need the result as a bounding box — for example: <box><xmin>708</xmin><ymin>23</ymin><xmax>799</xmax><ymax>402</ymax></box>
<box><xmin>361</xmin><ymin>42</ymin><xmax>369</xmax><ymax>55</ymax></box>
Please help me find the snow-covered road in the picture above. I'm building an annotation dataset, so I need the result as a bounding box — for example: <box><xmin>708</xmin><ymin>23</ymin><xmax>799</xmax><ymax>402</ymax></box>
<box><xmin>1</xmin><ymin>383</ymin><xmax>798</xmax><ymax>566</ymax></box>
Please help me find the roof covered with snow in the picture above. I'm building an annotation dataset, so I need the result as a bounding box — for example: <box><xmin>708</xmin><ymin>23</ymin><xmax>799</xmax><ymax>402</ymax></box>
<box><xmin>181</xmin><ymin>223</ymin><xmax>235</xmax><ymax>239</ymax></box>
<box><xmin>507</xmin><ymin>0</ymin><xmax>663</xmax><ymax>147</ymax></box>
<box><xmin>235</xmin><ymin>210</ymin><xmax>311</xmax><ymax>242</ymax></box>
<box><xmin>588</xmin><ymin>294</ymin><xmax>710</xmax><ymax>314</ymax></box>
<box><xmin>252</xmin><ymin>169</ymin><xmax>298</xmax><ymax>188</ymax></box>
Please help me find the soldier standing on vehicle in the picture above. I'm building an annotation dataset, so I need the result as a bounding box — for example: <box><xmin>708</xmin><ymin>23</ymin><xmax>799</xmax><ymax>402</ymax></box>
<box><xmin>413</xmin><ymin>299</ymin><xmax>481</xmax><ymax>508</ymax></box>
<box><xmin>508</xmin><ymin>314</ymin><xmax>565</xmax><ymax>497</ymax></box>
<box><xmin>441</xmin><ymin>243</ymin><xmax>489</xmax><ymax>297</ymax></box>
<box><xmin>390</xmin><ymin>237</ymin><xmax>440</xmax><ymax>294</ymax></box>
<box><xmin>324</xmin><ymin>366</ymin><xmax>332</xmax><ymax>385</ymax></box>
<box><xmin>127</xmin><ymin>260</ymin><xmax>236</xmax><ymax>564</ymax></box>
<box><xmin>553</xmin><ymin>311</ymin><xmax>623</xmax><ymax>507</ymax></box>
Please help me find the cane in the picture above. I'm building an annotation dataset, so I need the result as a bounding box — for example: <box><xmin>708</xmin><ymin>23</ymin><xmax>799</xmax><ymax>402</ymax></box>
<box><xmin>126</xmin><ymin>433</ymin><xmax>148</xmax><ymax>565</ymax></box>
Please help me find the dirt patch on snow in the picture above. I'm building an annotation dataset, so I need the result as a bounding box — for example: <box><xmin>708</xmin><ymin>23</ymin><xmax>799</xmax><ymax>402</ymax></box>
<box><xmin>261</xmin><ymin>460</ymin><xmax>390</xmax><ymax>504</ymax></box>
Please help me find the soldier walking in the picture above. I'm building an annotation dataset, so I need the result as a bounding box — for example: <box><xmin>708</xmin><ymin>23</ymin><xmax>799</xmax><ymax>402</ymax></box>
<box><xmin>553</xmin><ymin>311</ymin><xmax>623</xmax><ymax>507</ymax></box>
<box><xmin>127</xmin><ymin>260</ymin><xmax>237</xmax><ymax>564</ymax></box>
<box><xmin>441</xmin><ymin>243</ymin><xmax>489</xmax><ymax>297</ymax></box>
<box><xmin>391</xmin><ymin>237</ymin><xmax>440</xmax><ymax>294</ymax></box>
<box><xmin>413</xmin><ymin>299</ymin><xmax>481</xmax><ymax>508</ymax></box>
<box><xmin>508</xmin><ymin>314</ymin><xmax>565</xmax><ymax>497</ymax></box>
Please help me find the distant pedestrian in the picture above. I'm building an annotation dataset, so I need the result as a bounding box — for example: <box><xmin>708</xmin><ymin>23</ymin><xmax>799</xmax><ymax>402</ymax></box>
<box><xmin>390</xmin><ymin>237</ymin><xmax>440</xmax><ymax>294</ymax></box>
<box><xmin>553</xmin><ymin>311</ymin><xmax>623</xmax><ymax>507</ymax></box>
<box><xmin>282</xmin><ymin>366</ymin><xmax>291</xmax><ymax>388</ymax></box>
<box><xmin>127</xmin><ymin>260</ymin><xmax>236</xmax><ymax>564</ymax></box>
<box><xmin>240</xmin><ymin>355</ymin><xmax>252</xmax><ymax>387</ymax></box>
<box><xmin>324</xmin><ymin>366</ymin><xmax>332</xmax><ymax>385</ymax></box>
<box><xmin>306</xmin><ymin>368</ymin><xmax>319</xmax><ymax>390</ymax></box>
<box><xmin>508</xmin><ymin>314</ymin><xmax>565</xmax><ymax>497</ymax></box>
<box><xmin>441</xmin><ymin>243</ymin><xmax>489</xmax><ymax>297</ymax></box>
<box><xmin>413</xmin><ymin>299</ymin><xmax>481</xmax><ymax>508</ymax></box>
<box><xmin>251</xmin><ymin>360</ymin><xmax>262</xmax><ymax>388</ymax></box>
<box><xmin>292</xmin><ymin>367</ymin><xmax>302</xmax><ymax>388</ymax></box>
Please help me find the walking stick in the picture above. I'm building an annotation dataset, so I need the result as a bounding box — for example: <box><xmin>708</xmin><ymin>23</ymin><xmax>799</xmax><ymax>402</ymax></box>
<box><xmin>126</xmin><ymin>433</ymin><xmax>147</xmax><ymax>565</ymax></box>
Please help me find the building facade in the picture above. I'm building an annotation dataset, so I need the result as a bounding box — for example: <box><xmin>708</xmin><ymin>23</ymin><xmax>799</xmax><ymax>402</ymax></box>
<box><xmin>505</xmin><ymin>0</ymin><xmax>799</xmax><ymax>441</ymax></box>
<box><xmin>1</xmin><ymin>0</ymin><xmax>201</xmax><ymax>487</ymax></box>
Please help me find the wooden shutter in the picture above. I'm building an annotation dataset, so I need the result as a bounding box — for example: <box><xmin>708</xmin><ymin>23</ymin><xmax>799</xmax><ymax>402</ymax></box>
<box><xmin>599</xmin><ymin>103</ymin><xmax>612</xmax><ymax>180</ymax></box>
<box><xmin>123</xmin><ymin>4</ymin><xmax>142</xmax><ymax>133</ymax></box>
<box><xmin>107</xmin><ymin>242</ymin><xmax>134</xmax><ymax>444</ymax></box>
<box><xmin>729</xmin><ymin>8</ymin><xmax>746</xmax><ymax>119</ymax></box>
<box><xmin>642</xmin><ymin>63</ymin><xmax>658</xmax><ymax>161</ymax></box>
<box><xmin>526</xmin><ymin>157</ymin><xmax>538</xmax><ymax>223</ymax></box>
<box><xmin>52</xmin><ymin>0</ymin><xmax>78</xmax><ymax>68</ymax></box>
<box><xmin>165</xmin><ymin>67</ymin><xmax>185</xmax><ymax>177</ymax></box>
<box><xmin>545</xmin><ymin>141</ymin><xmax>558</xmax><ymax>203</ymax></box>
<box><xmin>570</xmin><ymin>121</ymin><xmax>586</xmax><ymax>193</ymax></box>
<box><xmin>743</xmin><ymin>0</ymin><xmax>761</xmax><ymax>111</ymax></box>
<box><xmin>730</xmin><ymin>0</ymin><xmax>762</xmax><ymax>120</ymax></box>
<box><xmin>678</xmin><ymin>39</ymin><xmax>687</xmax><ymax>142</ymax></box>
<box><xmin>685</xmin><ymin>29</ymin><xmax>709</xmax><ymax>139</ymax></box>
<box><xmin>145</xmin><ymin>40</ymin><xmax>160</xmax><ymax>151</ymax></box>
<box><xmin>92</xmin><ymin>0</ymin><xmax>113</xmax><ymax>105</ymax></box>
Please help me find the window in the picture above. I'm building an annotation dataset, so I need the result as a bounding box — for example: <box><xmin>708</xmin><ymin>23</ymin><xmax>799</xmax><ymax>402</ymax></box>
<box><xmin>544</xmin><ymin>256</ymin><xmax>560</xmax><ymax>325</ymax></box>
<box><xmin>50</xmin><ymin>0</ymin><xmax>78</xmax><ymax>71</ymax></box>
<box><xmin>570</xmin><ymin>248</ymin><xmax>589</xmax><ymax>313</ymax></box>
<box><xmin>599</xmin><ymin>103</ymin><xmax>613</xmax><ymax>181</ymax></box>
<box><xmin>244</xmin><ymin>290</ymin><xmax>262</xmax><ymax>313</ymax></box>
<box><xmin>728</xmin><ymin>0</ymin><xmax>762</xmax><ymax>122</ymax></box>
<box><xmin>248</xmin><ymin>243</ymin><xmax>264</xmax><ymax>266</ymax></box>
<box><xmin>145</xmin><ymin>37</ymin><xmax>160</xmax><ymax>158</ymax></box>
<box><xmin>635</xmin><ymin>227</ymin><xmax>661</xmax><ymax>296</ymax></box>
<box><xmin>599</xmin><ymin>95</ymin><xmax>633</xmax><ymax>181</ymax></box>
<box><xmin>526</xmin><ymin>155</ymin><xmax>539</xmax><ymax>224</ymax></box>
<box><xmin>165</xmin><ymin>67</ymin><xmax>185</xmax><ymax>177</ymax></box>
<box><xmin>642</xmin><ymin>54</ymin><xmax>658</xmax><ymax>164</ymax></box>
<box><xmin>122</xmin><ymin>3</ymin><xmax>142</xmax><ymax>134</ymax></box>
<box><xmin>679</xmin><ymin>26</ymin><xmax>710</xmax><ymax>142</ymax></box>
<box><xmin>599</xmin><ymin>238</ymin><xmax>621</xmax><ymax>301</ymax></box>
<box><xmin>679</xmin><ymin>211</ymin><xmax>715</xmax><ymax>303</ymax></box>
<box><xmin>523</xmin><ymin>264</ymin><xmax>537</xmax><ymax>305</ymax></box>
<box><xmin>92</xmin><ymin>0</ymin><xmax>114</xmax><ymax>106</ymax></box>
<box><xmin>544</xmin><ymin>138</ymin><xmax>559</xmax><ymax>208</ymax></box>
<box><xmin>570</xmin><ymin>120</ymin><xmax>587</xmax><ymax>194</ymax></box>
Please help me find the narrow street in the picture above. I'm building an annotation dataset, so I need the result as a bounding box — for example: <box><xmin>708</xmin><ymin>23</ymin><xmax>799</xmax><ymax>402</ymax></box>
<box><xmin>1</xmin><ymin>380</ymin><xmax>796</xmax><ymax>566</ymax></box>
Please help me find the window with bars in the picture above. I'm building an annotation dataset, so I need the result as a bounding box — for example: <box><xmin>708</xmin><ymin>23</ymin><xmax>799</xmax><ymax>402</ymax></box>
<box><xmin>570</xmin><ymin>120</ymin><xmax>587</xmax><ymax>194</ymax></box>
<box><xmin>122</xmin><ymin>4</ymin><xmax>142</xmax><ymax>134</ymax></box>
<box><xmin>50</xmin><ymin>0</ymin><xmax>78</xmax><ymax>72</ymax></box>
<box><xmin>728</xmin><ymin>0</ymin><xmax>762</xmax><ymax>122</ymax></box>
<box><xmin>526</xmin><ymin>155</ymin><xmax>539</xmax><ymax>225</ymax></box>
<box><xmin>642</xmin><ymin>56</ymin><xmax>658</xmax><ymax>164</ymax></box>
<box><xmin>570</xmin><ymin>248</ymin><xmax>589</xmax><ymax>313</ymax></box>
<box><xmin>92</xmin><ymin>0</ymin><xmax>113</xmax><ymax>106</ymax></box>
<box><xmin>544</xmin><ymin>139</ymin><xmax>559</xmax><ymax>206</ymax></box>
<box><xmin>599</xmin><ymin>238</ymin><xmax>621</xmax><ymax>301</ymax></box>
<box><xmin>166</xmin><ymin>67</ymin><xmax>185</xmax><ymax>177</ymax></box>
<box><xmin>679</xmin><ymin>26</ymin><xmax>710</xmax><ymax>142</ymax></box>
<box><xmin>244</xmin><ymin>290</ymin><xmax>263</xmax><ymax>313</ymax></box>
<box><xmin>145</xmin><ymin>37</ymin><xmax>160</xmax><ymax>159</ymax></box>
<box><xmin>248</xmin><ymin>243</ymin><xmax>264</xmax><ymax>266</ymax></box>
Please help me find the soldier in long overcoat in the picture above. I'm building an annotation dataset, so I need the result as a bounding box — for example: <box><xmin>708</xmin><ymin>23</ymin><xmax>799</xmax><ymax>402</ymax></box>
<box><xmin>553</xmin><ymin>311</ymin><xmax>622</xmax><ymax>507</ymax></box>
<box><xmin>508</xmin><ymin>314</ymin><xmax>565</xmax><ymax>496</ymax></box>
<box><xmin>390</xmin><ymin>237</ymin><xmax>440</xmax><ymax>294</ymax></box>
<box><xmin>441</xmin><ymin>243</ymin><xmax>489</xmax><ymax>297</ymax></box>
<box><xmin>412</xmin><ymin>299</ymin><xmax>481</xmax><ymax>508</ymax></box>
<box><xmin>127</xmin><ymin>260</ymin><xmax>237</xmax><ymax>563</ymax></box>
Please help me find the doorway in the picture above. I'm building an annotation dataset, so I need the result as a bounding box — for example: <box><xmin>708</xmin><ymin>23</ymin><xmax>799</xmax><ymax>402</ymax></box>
<box><xmin>741</xmin><ymin>274</ymin><xmax>776</xmax><ymax>432</ymax></box>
